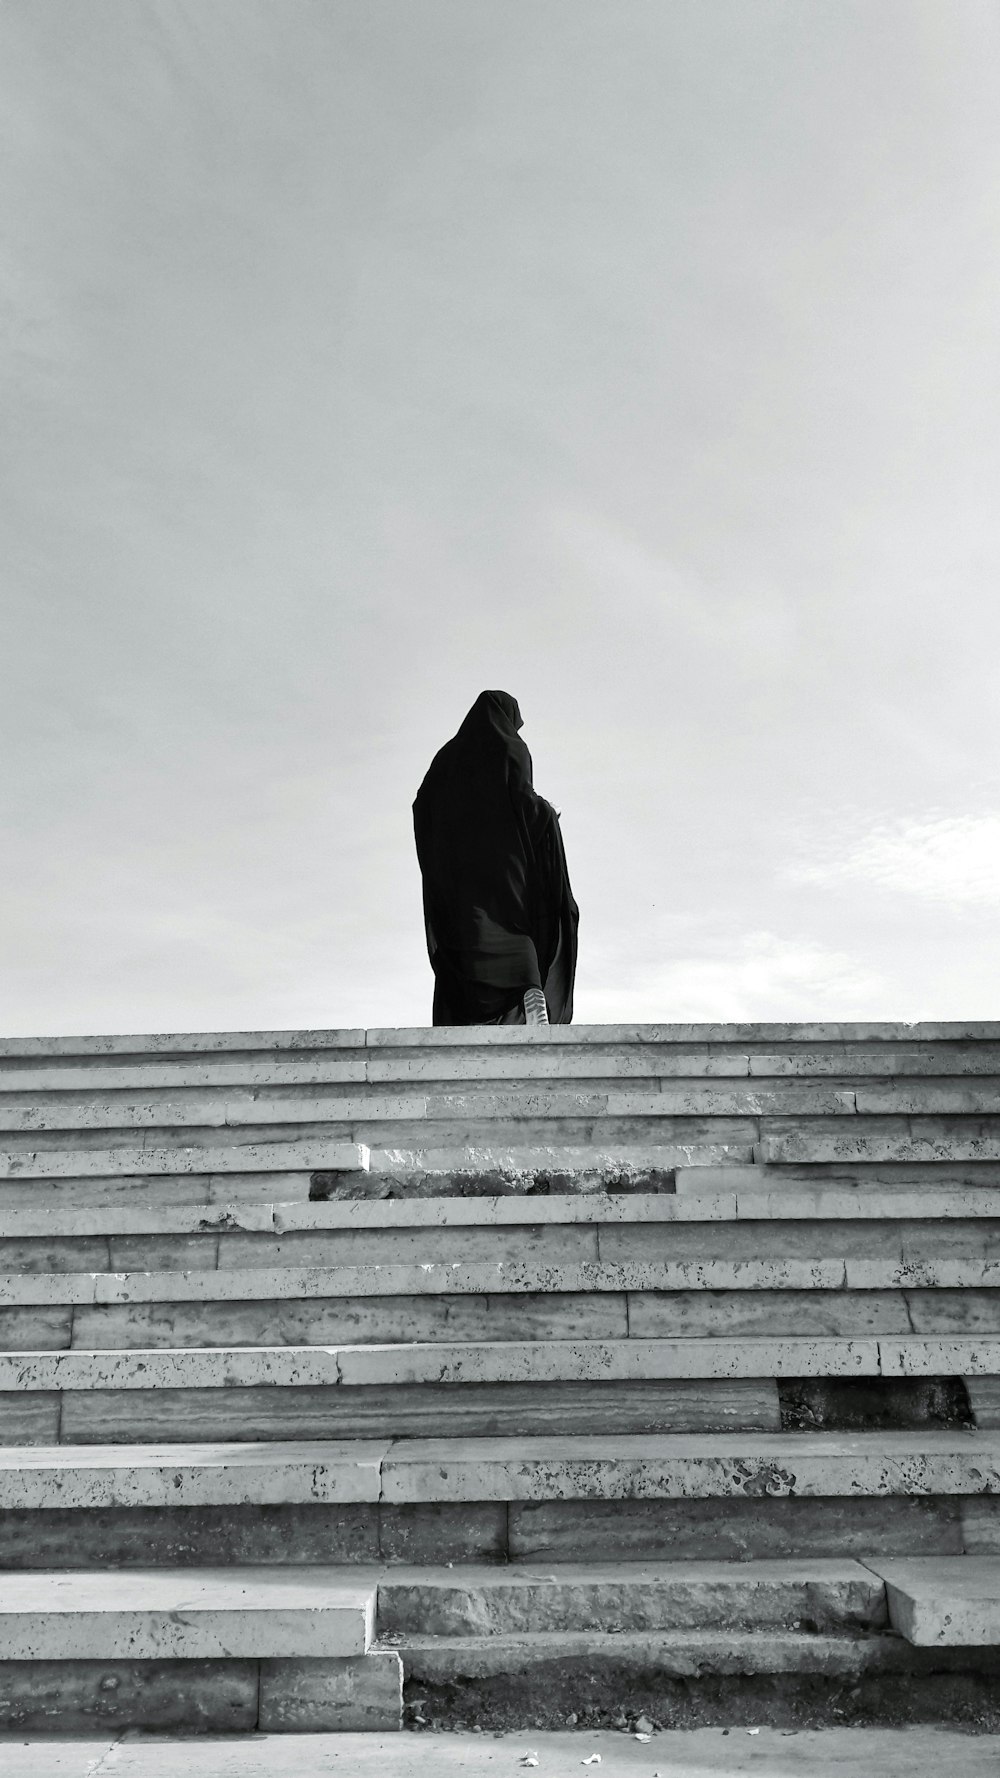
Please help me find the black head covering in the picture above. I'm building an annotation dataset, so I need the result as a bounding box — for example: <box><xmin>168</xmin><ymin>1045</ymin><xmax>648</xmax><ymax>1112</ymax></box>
<box><xmin>413</xmin><ymin>691</ymin><xmax>578</xmax><ymax>1025</ymax></box>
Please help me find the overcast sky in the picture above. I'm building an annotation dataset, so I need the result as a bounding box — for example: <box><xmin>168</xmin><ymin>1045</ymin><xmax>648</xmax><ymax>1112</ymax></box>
<box><xmin>3</xmin><ymin>0</ymin><xmax>1000</xmax><ymax>1036</ymax></box>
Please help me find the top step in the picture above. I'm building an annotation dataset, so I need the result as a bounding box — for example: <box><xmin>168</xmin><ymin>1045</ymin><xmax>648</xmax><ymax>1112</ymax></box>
<box><xmin>4</xmin><ymin>1023</ymin><xmax>1000</xmax><ymax>1060</ymax></box>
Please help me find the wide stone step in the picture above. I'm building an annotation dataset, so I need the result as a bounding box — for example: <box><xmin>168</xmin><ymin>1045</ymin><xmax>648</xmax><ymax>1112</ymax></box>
<box><xmin>0</xmin><ymin>1143</ymin><xmax>752</xmax><ymax>1197</ymax></box>
<box><xmin>3</xmin><ymin>1022</ymin><xmax>998</xmax><ymax>1062</ymax></box>
<box><xmin>3</xmin><ymin>1429</ymin><xmax>996</xmax><ymax>1509</ymax></box>
<box><xmin>761</xmin><ymin>1123</ymin><xmax>1000</xmax><ymax>1165</ymax></box>
<box><xmin>375</xmin><ymin>1559</ymin><xmax>885</xmax><ymax>1634</ymax></box>
<box><xmin>2</xmin><ymin>1335</ymin><xmax>990</xmax><ymax>1394</ymax></box>
<box><xmin>0</xmin><ymin>1141</ymin><xmax>368</xmax><ymax>1180</ymax></box>
<box><xmin>0</xmin><ymin>1567</ymin><xmax>376</xmax><ymax>1657</ymax></box>
<box><xmin>8</xmin><ymin>1042</ymin><xmax>1000</xmax><ymax>1091</ymax></box>
<box><xmin>0</xmin><ymin>1085</ymin><xmax>867</xmax><ymax>1131</ymax></box>
<box><xmin>7</xmin><ymin>1207</ymin><xmax>997</xmax><ymax>1282</ymax></box>
<box><xmin>6</xmin><ymin>1078</ymin><xmax>1000</xmax><ymax>1135</ymax></box>
<box><xmin>1</xmin><ymin>1081</ymin><xmax>996</xmax><ymax>1137</ymax></box>
<box><xmin>383</xmin><ymin>1627</ymin><xmax>900</xmax><ymax>1681</ymax></box>
<box><xmin>8</xmin><ymin>1119</ymin><xmax>1000</xmax><ymax>1184</ymax></box>
<box><xmin>9</xmin><ymin>1290</ymin><xmax>1000</xmax><ymax>1355</ymax></box>
<box><xmin>6</xmin><ymin>1252</ymin><xmax>1000</xmax><ymax>1305</ymax></box>
<box><xmin>6</xmin><ymin>1183</ymin><xmax>1000</xmax><ymax>1244</ymax></box>
<box><xmin>870</xmin><ymin>1557</ymin><xmax>1000</xmax><ymax>1645</ymax></box>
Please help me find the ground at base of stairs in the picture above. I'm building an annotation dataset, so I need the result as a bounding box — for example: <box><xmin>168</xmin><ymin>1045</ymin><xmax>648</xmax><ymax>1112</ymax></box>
<box><xmin>3</xmin><ymin>1727</ymin><xmax>1000</xmax><ymax>1777</ymax></box>
<box><xmin>400</xmin><ymin>1661</ymin><xmax>1000</xmax><ymax>1734</ymax></box>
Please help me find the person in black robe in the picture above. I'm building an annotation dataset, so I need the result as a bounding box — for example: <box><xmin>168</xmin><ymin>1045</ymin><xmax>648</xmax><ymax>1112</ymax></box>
<box><xmin>413</xmin><ymin>690</ymin><xmax>579</xmax><ymax>1026</ymax></box>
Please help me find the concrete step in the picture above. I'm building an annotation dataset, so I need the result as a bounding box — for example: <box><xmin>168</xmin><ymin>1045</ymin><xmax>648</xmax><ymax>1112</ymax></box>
<box><xmin>2</xmin><ymin>1429</ymin><xmax>996</xmax><ymax>1509</ymax></box>
<box><xmin>0</xmin><ymin>1567</ymin><xmax>377</xmax><ymax>1657</ymax></box>
<box><xmin>375</xmin><ymin>1559</ymin><xmax>885</xmax><ymax>1634</ymax></box>
<box><xmin>869</xmin><ymin>1557</ymin><xmax>1000</xmax><ymax>1645</ymax></box>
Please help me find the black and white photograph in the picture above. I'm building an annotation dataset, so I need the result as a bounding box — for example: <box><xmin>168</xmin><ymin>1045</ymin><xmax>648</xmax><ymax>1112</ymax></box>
<box><xmin>2</xmin><ymin>3</ymin><xmax>1000</xmax><ymax>1772</ymax></box>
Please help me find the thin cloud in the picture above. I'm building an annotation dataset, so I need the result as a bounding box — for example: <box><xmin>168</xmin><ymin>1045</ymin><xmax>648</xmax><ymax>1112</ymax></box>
<box><xmin>787</xmin><ymin>814</ymin><xmax>1000</xmax><ymax>908</ymax></box>
<box><xmin>580</xmin><ymin>932</ymin><xmax>882</xmax><ymax>1023</ymax></box>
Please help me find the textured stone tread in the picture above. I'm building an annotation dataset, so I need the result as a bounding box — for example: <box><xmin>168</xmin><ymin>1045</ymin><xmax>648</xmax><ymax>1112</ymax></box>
<box><xmin>4</xmin><ymin>1186</ymin><xmax>1000</xmax><ymax>1243</ymax></box>
<box><xmin>2</xmin><ymin>1430</ymin><xmax>997</xmax><ymax>1508</ymax></box>
<box><xmin>376</xmin><ymin>1558</ymin><xmax>885</xmax><ymax>1633</ymax></box>
<box><xmin>383</xmin><ymin>1627</ymin><xmax>905</xmax><ymax>1679</ymax></box>
<box><xmin>5</xmin><ymin>1022</ymin><xmax>1000</xmax><ymax>1061</ymax></box>
<box><xmin>0</xmin><ymin>1338</ymin><xmax>898</xmax><ymax>1391</ymax></box>
<box><xmin>0</xmin><ymin>1567</ymin><xmax>377</xmax><ymax>1658</ymax></box>
<box><xmin>0</xmin><ymin>1143</ymin><xmax>368</xmax><ymax>1180</ymax></box>
<box><xmin>7</xmin><ymin>1255</ymin><xmax>1000</xmax><ymax>1308</ymax></box>
<box><xmin>869</xmin><ymin>1557</ymin><xmax>1000</xmax><ymax>1645</ymax></box>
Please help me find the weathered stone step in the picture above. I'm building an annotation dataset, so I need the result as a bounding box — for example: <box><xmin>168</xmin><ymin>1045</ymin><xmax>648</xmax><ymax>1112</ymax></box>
<box><xmin>2</xmin><ymin>1429</ymin><xmax>997</xmax><ymax>1508</ymax></box>
<box><xmin>0</xmin><ymin>1141</ymin><xmax>367</xmax><ymax>1180</ymax></box>
<box><xmin>0</xmin><ymin>1648</ymin><xmax>402</xmax><ymax>1734</ymax></box>
<box><xmin>9</xmin><ymin>1117</ymin><xmax>1000</xmax><ymax>1180</ymax></box>
<box><xmin>761</xmin><ymin>1123</ymin><xmax>1000</xmax><ymax>1165</ymax></box>
<box><xmin>6</xmin><ymin>1079</ymin><xmax>1000</xmax><ymax>1138</ymax></box>
<box><xmin>0</xmin><ymin>1335</ymin><xmax>997</xmax><ymax>1394</ymax></box>
<box><xmin>5</xmin><ymin>1183</ymin><xmax>1000</xmax><ymax>1244</ymax></box>
<box><xmin>382</xmin><ymin>1627</ymin><xmax>910</xmax><ymax>1681</ymax></box>
<box><xmin>870</xmin><ymin>1558</ymin><xmax>1000</xmax><ymax>1645</ymax></box>
<box><xmin>3</xmin><ymin>1377</ymin><xmax>780</xmax><ymax>1446</ymax></box>
<box><xmin>0</xmin><ymin>1142</ymin><xmax>752</xmax><ymax>1193</ymax></box>
<box><xmin>8</xmin><ymin>1045</ymin><xmax>1000</xmax><ymax>1093</ymax></box>
<box><xmin>376</xmin><ymin>1558</ymin><xmax>885</xmax><ymax>1634</ymax></box>
<box><xmin>0</xmin><ymin>1567</ymin><xmax>376</xmax><ymax>1657</ymax></box>
<box><xmin>6</xmin><ymin>1288</ymin><xmax>999</xmax><ymax>1356</ymax></box>
<box><xmin>8</xmin><ymin>1210</ymin><xmax>991</xmax><ymax>1278</ymax></box>
<box><xmin>6</xmin><ymin>1252</ymin><xmax>1000</xmax><ymax>1306</ymax></box>
<box><xmin>3</xmin><ymin>1022</ymin><xmax>999</xmax><ymax>1063</ymax></box>
<box><xmin>0</xmin><ymin>1086</ymin><xmax>867</xmax><ymax>1132</ymax></box>
<box><xmin>0</xmin><ymin>1053</ymin><xmax>749</xmax><ymax>1091</ymax></box>
<box><xmin>5</xmin><ymin>1038</ymin><xmax>996</xmax><ymax>1088</ymax></box>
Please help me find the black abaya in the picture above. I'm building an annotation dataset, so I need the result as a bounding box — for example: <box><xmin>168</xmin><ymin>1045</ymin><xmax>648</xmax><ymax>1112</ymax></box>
<box><xmin>413</xmin><ymin>691</ymin><xmax>579</xmax><ymax>1025</ymax></box>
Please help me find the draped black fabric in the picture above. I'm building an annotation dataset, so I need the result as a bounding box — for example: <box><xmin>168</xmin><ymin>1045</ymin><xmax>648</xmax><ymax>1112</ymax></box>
<box><xmin>413</xmin><ymin>690</ymin><xmax>579</xmax><ymax>1025</ymax></box>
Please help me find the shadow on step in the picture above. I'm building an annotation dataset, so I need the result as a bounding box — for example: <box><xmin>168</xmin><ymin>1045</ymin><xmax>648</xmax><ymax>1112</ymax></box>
<box><xmin>779</xmin><ymin>1377</ymin><xmax>974</xmax><ymax>1432</ymax></box>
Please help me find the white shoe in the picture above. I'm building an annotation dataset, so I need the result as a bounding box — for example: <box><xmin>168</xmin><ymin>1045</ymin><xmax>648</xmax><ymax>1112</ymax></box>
<box><xmin>523</xmin><ymin>987</ymin><xmax>549</xmax><ymax>1026</ymax></box>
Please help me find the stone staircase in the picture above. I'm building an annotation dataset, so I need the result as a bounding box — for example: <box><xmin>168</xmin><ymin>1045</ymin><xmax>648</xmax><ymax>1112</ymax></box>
<box><xmin>1</xmin><ymin>1021</ymin><xmax>999</xmax><ymax>1733</ymax></box>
